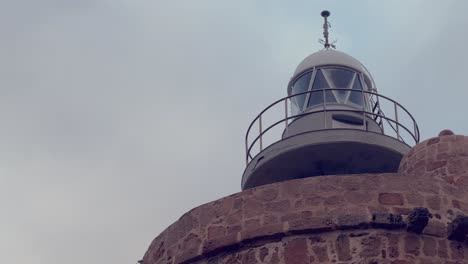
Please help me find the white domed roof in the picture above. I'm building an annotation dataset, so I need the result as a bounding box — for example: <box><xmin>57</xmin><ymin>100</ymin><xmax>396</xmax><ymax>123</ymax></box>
<box><xmin>294</xmin><ymin>49</ymin><xmax>373</xmax><ymax>81</ymax></box>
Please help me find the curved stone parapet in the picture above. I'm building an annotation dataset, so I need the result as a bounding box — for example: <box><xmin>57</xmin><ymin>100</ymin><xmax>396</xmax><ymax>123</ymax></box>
<box><xmin>399</xmin><ymin>133</ymin><xmax>468</xmax><ymax>185</ymax></box>
<box><xmin>142</xmin><ymin>133</ymin><xmax>468</xmax><ymax>264</ymax></box>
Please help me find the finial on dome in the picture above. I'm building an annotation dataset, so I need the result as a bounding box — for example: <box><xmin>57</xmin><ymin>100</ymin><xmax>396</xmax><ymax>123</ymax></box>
<box><xmin>319</xmin><ymin>10</ymin><xmax>336</xmax><ymax>49</ymax></box>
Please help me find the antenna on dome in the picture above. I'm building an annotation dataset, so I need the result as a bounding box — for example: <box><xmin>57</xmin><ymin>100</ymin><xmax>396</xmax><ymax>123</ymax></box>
<box><xmin>319</xmin><ymin>10</ymin><xmax>336</xmax><ymax>49</ymax></box>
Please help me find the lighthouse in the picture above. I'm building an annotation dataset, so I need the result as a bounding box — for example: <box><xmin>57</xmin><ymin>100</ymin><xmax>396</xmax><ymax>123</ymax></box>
<box><xmin>242</xmin><ymin>11</ymin><xmax>419</xmax><ymax>189</ymax></box>
<box><xmin>142</xmin><ymin>11</ymin><xmax>468</xmax><ymax>264</ymax></box>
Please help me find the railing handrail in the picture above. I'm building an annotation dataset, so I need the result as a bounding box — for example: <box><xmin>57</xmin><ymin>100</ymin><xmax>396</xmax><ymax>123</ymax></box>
<box><xmin>245</xmin><ymin>88</ymin><xmax>420</xmax><ymax>164</ymax></box>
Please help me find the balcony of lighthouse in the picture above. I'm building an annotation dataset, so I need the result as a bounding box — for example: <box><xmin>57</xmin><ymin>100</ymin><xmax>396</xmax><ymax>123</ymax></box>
<box><xmin>242</xmin><ymin>67</ymin><xmax>420</xmax><ymax>190</ymax></box>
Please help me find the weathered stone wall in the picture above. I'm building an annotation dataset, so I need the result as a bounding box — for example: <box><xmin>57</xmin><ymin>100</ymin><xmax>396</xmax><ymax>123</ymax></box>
<box><xmin>191</xmin><ymin>230</ymin><xmax>463</xmax><ymax>264</ymax></box>
<box><xmin>142</xmin><ymin>134</ymin><xmax>468</xmax><ymax>264</ymax></box>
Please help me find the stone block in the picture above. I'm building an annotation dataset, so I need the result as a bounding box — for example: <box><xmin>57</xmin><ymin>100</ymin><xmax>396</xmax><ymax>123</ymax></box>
<box><xmin>422</xmin><ymin>236</ymin><xmax>436</xmax><ymax>257</ymax></box>
<box><xmin>379</xmin><ymin>193</ymin><xmax>404</xmax><ymax>206</ymax></box>
<box><xmin>359</xmin><ymin>235</ymin><xmax>381</xmax><ymax>257</ymax></box>
<box><xmin>426</xmin><ymin>160</ymin><xmax>447</xmax><ymax>171</ymax></box>
<box><xmin>284</xmin><ymin>238</ymin><xmax>308</xmax><ymax>264</ymax></box>
<box><xmin>240</xmin><ymin>223</ymin><xmax>284</xmax><ymax>241</ymax></box>
<box><xmin>371</xmin><ymin>213</ymin><xmax>406</xmax><ymax>229</ymax></box>
<box><xmin>427</xmin><ymin>137</ymin><xmax>440</xmax><ymax>145</ymax></box>
<box><xmin>404</xmin><ymin>234</ymin><xmax>421</xmax><ymax>256</ymax></box>
<box><xmin>336</xmin><ymin>214</ymin><xmax>369</xmax><ymax>230</ymax></box>
<box><xmin>207</xmin><ymin>225</ymin><xmax>226</xmax><ymax>240</ymax></box>
<box><xmin>336</xmin><ymin>234</ymin><xmax>352</xmax><ymax>261</ymax></box>
<box><xmin>202</xmin><ymin>232</ymin><xmax>238</xmax><ymax>255</ymax></box>
<box><xmin>175</xmin><ymin>233</ymin><xmax>202</xmax><ymax>263</ymax></box>
<box><xmin>423</xmin><ymin>220</ymin><xmax>446</xmax><ymax>237</ymax></box>
<box><xmin>264</xmin><ymin>200</ymin><xmax>290</xmax><ymax>213</ymax></box>
<box><xmin>437</xmin><ymin>239</ymin><xmax>448</xmax><ymax>258</ymax></box>
<box><xmin>426</xmin><ymin>196</ymin><xmax>441</xmax><ymax>210</ymax></box>
<box><xmin>255</xmin><ymin>187</ymin><xmax>279</xmax><ymax>202</ymax></box>
<box><xmin>405</xmin><ymin>193</ymin><xmax>424</xmax><ymax>207</ymax></box>
<box><xmin>287</xmin><ymin>216</ymin><xmax>334</xmax><ymax>234</ymax></box>
<box><xmin>312</xmin><ymin>245</ymin><xmax>329</xmax><ymax>262</ymax></box>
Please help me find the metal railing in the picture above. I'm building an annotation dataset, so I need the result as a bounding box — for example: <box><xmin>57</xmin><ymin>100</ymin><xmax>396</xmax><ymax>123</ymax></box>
<box><xmin>245</xmin><ymin>88</ymin><xmax>420</xmax><ymax>165</ymax></box>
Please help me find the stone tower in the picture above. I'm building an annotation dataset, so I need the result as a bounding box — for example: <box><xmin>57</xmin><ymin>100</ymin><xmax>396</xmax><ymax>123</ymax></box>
<box><xmin>141</xmin><ymin>11</ymin><xmax>468</xmax><ymax>264</ymax></box>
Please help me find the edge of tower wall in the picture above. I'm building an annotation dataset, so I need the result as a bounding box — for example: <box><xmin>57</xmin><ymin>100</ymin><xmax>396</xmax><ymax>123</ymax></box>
<box><xmin>142</xmin><ymin>133</ymin><xmax>468</xmax><ymax>264</ymax></box>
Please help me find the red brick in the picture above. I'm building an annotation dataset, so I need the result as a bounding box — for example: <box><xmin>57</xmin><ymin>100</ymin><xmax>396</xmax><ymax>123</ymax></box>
<box><xmin>379</xmin><ymin>193</ymin><xmax>404</xmax><ymax>206</ymax></box>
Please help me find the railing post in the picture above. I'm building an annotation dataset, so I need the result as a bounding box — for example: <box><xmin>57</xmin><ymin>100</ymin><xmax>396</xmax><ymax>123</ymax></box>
<box><xmin>285</xmin><ymin>99</ymin><xmax>288</xmax><ymax>128</ymax></box>
<box><xmin>322</xmin><ymin>89</ymin><xmax>327</xmax><ymax>128</ymax></box>
<box><xmin>361</xmin><ymin>89</ymin><xmax>366</xmax><ymax>131</ymax></box>
<box><xmin>372</xmin><ymin>91</ymin><xmax>384</xmax><ymax>133</ymax></box>
<box><xmin>259</xmin><ymin>115</ymin><xmax>263</xmax><ymax>151</ymax></box>
<box><xmin>413</xmin><ymin>121</ymin><xmax>418</xmax><ymax>143</ymax></box>
<box><xmin>245</xmin><ymin>138</ymin><xmax>249</xmax><ymax>165</ymax></box>
<box><xmin>394</xmin><ymin>102</ymin><xmax>399</xmax><ymax>140</ymax></box>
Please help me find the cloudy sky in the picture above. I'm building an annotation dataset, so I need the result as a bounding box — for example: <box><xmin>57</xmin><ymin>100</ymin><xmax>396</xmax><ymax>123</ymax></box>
<box><xmin>1</xmin><ymin>1</ymin><xmax>468</xmax><ymax>263</ymax></box>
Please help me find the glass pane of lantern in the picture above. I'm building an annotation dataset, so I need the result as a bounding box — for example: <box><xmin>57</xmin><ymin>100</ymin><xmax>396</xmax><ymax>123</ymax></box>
<box><xmin>324</xmin><ymin>68</ymin><xmax>355</xmax><ymax>103</ymax></box>
<box><xmin>291</xmin><ymin>72</ymin><xmax>312</xmax><ymax>112</ymax></box>
<box><xmin>349</xmin><ymin>77</ymin><xmax>364</xmax><ymax>106</ymax></box>
<box><xmin>309</xmin><ymin>70</ymin><xmax>336</xmax><ymax>106</ymax></box>
<box><xmin>364</xmin><ymin>75</ymin><xmax>373</xmax><ymax>90</ymax></box>
<box><xmin>328</xmin><ymin>68</ymin><xmax>355</xmax><ymax>88</ymax></box>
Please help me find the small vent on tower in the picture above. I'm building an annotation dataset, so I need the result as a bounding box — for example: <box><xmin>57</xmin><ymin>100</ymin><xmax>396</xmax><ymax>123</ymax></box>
<box><xmin>332</xmin><ymin>114</ymin><xmax>364</xmax><ymax>126</ymax></box>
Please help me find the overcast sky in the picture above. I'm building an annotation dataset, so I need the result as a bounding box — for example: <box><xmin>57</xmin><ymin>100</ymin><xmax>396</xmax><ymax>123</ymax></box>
<box><xmin>2</xmin><ymin>1</ymin><xmax>468</xmax><ymax>264</ymax></box>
